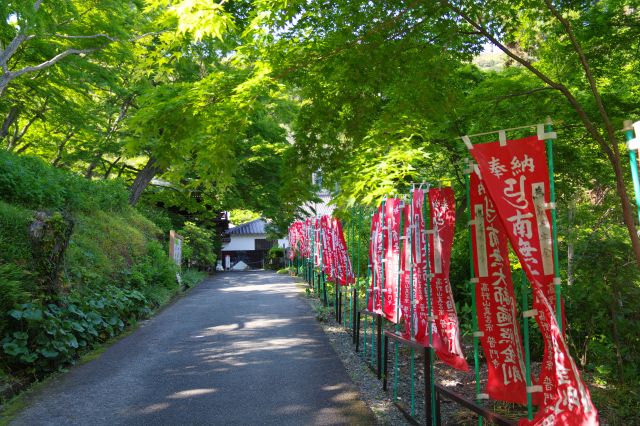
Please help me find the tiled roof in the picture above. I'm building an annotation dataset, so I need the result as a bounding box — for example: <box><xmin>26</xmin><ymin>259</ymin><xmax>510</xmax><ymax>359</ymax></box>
<box><xmin>226</xmin><ymin>219</ymin><xmax>266</xmax><ymax>235</ymax></box>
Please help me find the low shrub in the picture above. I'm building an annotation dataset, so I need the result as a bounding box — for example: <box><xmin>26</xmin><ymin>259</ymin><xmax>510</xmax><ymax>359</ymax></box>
<box><xmin>266</xmin><ymin>246</ymin><xmax>285</xmax><ymax>270</ymax></box>
<box><xmin>180</xmin><ymin>269</ymin><xmax>207</xmax><ymax>289</ymax></box>
<box><xmin>1</xmin><ymin>286</ymin><xmax>149</xmax><ymax>373</ymax></box>
<box><xmin>128</xmin><ymin>240</ymin><xmax>179</xmax><ymax>307</ymax></box>
<box><xmin>179</xmin><ymin>222</ymin><xmax>218</xmax><ymax>271</ymax></box>
<box><xmin>0</xmin><ymin>201</ymin><xmax>34</xmax><ymax>267</ymax></box>
<box><xmin>0</xmin><ymin>264</ymin><xmax>33</xmax><ymax>337</ymax></box>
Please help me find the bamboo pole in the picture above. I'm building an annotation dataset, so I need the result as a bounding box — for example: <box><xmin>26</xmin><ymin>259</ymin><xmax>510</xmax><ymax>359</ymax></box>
<box><xmin>545</xmin><ymin>119</ymin><xmax>563</xmax><ymax>333</ymax></box>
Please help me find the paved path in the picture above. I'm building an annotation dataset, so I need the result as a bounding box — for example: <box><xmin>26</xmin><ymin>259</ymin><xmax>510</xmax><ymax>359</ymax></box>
<box><xmin>10</xmin><ymin>272</ymin><xmax>374</xmax><ymax>425</ymax></box>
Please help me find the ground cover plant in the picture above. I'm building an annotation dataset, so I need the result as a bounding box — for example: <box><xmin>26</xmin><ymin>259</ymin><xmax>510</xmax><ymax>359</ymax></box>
<box><xmin>0</xmin><ymin>152</ymin><xmax>205</xmax><ymax>391</ymax></box>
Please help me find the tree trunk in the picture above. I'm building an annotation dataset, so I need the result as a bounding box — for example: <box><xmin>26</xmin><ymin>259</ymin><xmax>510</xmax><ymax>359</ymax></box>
<box><xmin>29</xmin><ymin>211</ymin><xmax>74</xmax><ymax>300</ymax></box>
<box><xmin>0</xmin><ymin>106</ymin><xmax>19</xmax><ymax>142</ymax></box>
<box><xmin>103</xmin><ymin>156</ymin><xmax>121</xmax><ymax>179</ymax></box>
<box><xmin>84</xmin><ymin>156</ymin><xmax>101</xmax><ymax>179</ymax></box>
<box><xmin>51</xmin><ymin>132</ymin><xmax>74</xmax><ymax>167</ymax></box>
<box><xmin>608</xmin><ymin>145</ymin><xmax>640</xmax><ymax>265</ymax></box>
<box><xmin>129</xmin><ymin>156</ymin><xmax>164</xmax><ymax>205</ymax></box>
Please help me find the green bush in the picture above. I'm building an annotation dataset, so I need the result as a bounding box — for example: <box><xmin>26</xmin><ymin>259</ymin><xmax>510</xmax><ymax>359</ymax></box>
<box><xmin>0</xmin><ymin>264</ymin><xmax>32</xmax><ymax>336</ymax></box>
<box><xmin>64</xmin><ymin>209</ymin><xmax>161</xmax><ymax>289</ymax></box>
<box><xmin>180</xmin><ymin>269</ymin><xmax>207</xmax><ymax>289</ymax></box>
<box><xmin>128</xmin><ymin>240</ymin><xmax>179</xmax><ymax>307</ymax></box>
<box><xmin>0</xmin><ymin>151</ymin><xmax>128</xmax><ymax>212</ymax></box>
<box><xmin>1</xmin><ymin>286</ymin><xmax>149</xmax><ymax>373</ymax></box>
<box><xmin>266</xmin><ymin>246</ymin><xmax>285</xmax><ymax>270</ymax></box>
<box><xmin>179</xmin><ymin>222</ymin><xmax>218</xmax><ymax>271</ymax></box>
<box><xmin>135</xmin><ymin>204</ymin><xmax>173</xmax><ymax>236</ymax></box>
<box><xmin>0</xmin><ymin>201</ymin><xmax>34</xmax><ymax>266</ymax></box>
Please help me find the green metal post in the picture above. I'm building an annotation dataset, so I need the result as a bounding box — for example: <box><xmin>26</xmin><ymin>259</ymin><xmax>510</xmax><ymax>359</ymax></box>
<box><xmin>521</xmin><ymin>271</ymin><xmax>534</xmax><ymax>420</ymax></box>
<box><xmin>623</xmin><ymin>120</ymin><xmax>640</xmax><ymax>226</ymax></box>
<box><xmin>466</xmin><ymin>170</ymin><xmax>483</xmax><ymax>426</ymax></box>
<box><xmin>544</xmin><ymin>120</ymin><xmax>562</xmax><ymax>333</ymax></box>
<box><xmin>424</xmin><ymin>188</ymin><xmax>436</xmax><ymax>425</ymax></box>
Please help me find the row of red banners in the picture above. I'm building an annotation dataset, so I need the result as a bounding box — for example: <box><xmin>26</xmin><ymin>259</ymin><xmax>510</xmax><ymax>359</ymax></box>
<box><xmin>288</xmin><ymin>134</ymin><xmax>597</xmax><ymax>425</ymax></box>
<box><xmin>288</xmin><ymin>216</ymin><xmax>354</xmax><ymax>286</ymax></box>
<box><xmin>364</xmin><ymin>135</ymin><xmax>596</xmax><ymax>424</ymax></box>
<box><xmin>368</xmin><ymin>188</ymin><xmax>468</xmax><ymax>371</ymax></box>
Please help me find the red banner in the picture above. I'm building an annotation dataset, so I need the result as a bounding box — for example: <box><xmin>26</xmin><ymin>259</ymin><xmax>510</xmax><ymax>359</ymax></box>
<box><xmin>470</xmin><ymin>136</ymin><xmax>557</xmax><ymax>310</ymax></box>
<box><xmin>368</xmin><ymin>208</ymin><xmax>383</xmax><ymax>314</ymax></box>
<box><xmin>428</xmin><ymin>187</ymin><xmax>468</xmax><ymax>371</ymax></box>
<box><xmin>301</xmin><ymin>218</ymin><xmax>311</xmax><ymax>258</ymax></box>
<box><xmin>400</xmin><ymin>204</ymin><xmax>412</xmax><ymax>338</ymax></box>
<box><xmin>333</xmin><ymin>218</ymin><xmax>355</xmax><ymax>286</ymax></box>
<box><xmin>314</xmin><ymin>218</ymin><xmax>322</xmax><ymax>268</ymax></box>
<box><xmin>400</xmin><ymin>190</ymin><xmax>430</xmax><ymax>346</ymax></box>
<box><xmin>383</xmin><ymin>198</ymin><xmax>402</xmax><ymax>323</ymax></box>
<box><xmin>470</xmin><ymin>172</ymin><xmax>527</xmax><ymax>404</ymax></box>
<box><xmin>520</xmin><ymin>288</ymin><xmax>598</xmax><ymax>426</ymax></box>
<box><xmin>470</xmin><ymin>135</ymin><xmax>596</xmax><ymax>423</ymax></box>
<box><xmin>471</xmin><ymin>136</ymin><xmax>558</xmax><ymax>405</ymax></box>
<box><xmin>320</xmin><ymin>216</ymin><xmax>332</xmax><ymax>278</ymax></box>
<box><xmin>288</xmin><ymin>221</ymin><xmax>303</xmax><ymax>259</ymax></box>
<box><xmin>289</xmin><ymin>216</ymin><xmax>353</xmax><ymax>286</ymax></box>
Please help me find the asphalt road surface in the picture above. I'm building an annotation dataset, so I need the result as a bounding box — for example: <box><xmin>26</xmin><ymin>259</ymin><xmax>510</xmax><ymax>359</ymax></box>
<box><xmin>10</xmin><ymin>271</ymin><xmax>374</xmax><ymax>425</ymax></box>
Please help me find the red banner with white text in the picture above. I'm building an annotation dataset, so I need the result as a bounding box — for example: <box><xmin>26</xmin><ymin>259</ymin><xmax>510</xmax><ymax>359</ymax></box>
<box><xmin>400</xmin><ymin>190</ymin><xmax>431</xmax><ymax>346</ymax></box>
<box><xmin>320</xmin><ymin>216</ymin><xmax>333</xmax><ymax>278</ymax></box>
<box><xmin>333</xmin><ymin>218</ymin><xmax>355</xmax><ymax>286</ymax></box>
<box><xmin>519</xmin><ymin>288</ymin><xmax>598</xmax><ymax>425</ymax></box>
<box><xmin>470</xmin><ymin>136</ymin><xmax>558</xmax><ymax>311</ymax></box>
<box><xmin>471</xmin><ymin>136</ymin><xmax>559</xmax><ymax>406</ymax></box>
<box><xmin>383</xmin><ymin>198</ymin><xmax>402</xmax><ymax>323</ymax></box>
<box><xmin>470</xmin><ymin>172</ymin><xmax>527</xmax><ymax>404</ymax></box>
<box><xmin>368</xmin><ymin>209</ymin><xmax>383</xmax><ymax>314</ymax></box>
<box><xmin>288</xmin><ymin>221</ymin><xmax>303</xmax><ymax>259</ymax></box>
<box><xmin>314</xmin><ymin>218</ymin><xmax>322</xmax><ymax>268</ymax></box>
<box><xmin>428</xmin><ymin>187</ymin><xmax>468</xmax><ymax>371</ymax></box>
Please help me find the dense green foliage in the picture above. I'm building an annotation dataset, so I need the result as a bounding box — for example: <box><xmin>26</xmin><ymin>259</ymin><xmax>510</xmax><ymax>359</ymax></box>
<box><xmin>179</xmin><ymin>222</ymin><xmax>219</xmax><ymax>271</ymax></box>
<box><xmin>0</xmin><ymin>152</ymin><xmax>204</xmax><ymax>379</ymax></box>
<box><xmin>2</xmin><ymin>0</ymin><xmax>640</xmax><ymax>421</ymax></box>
